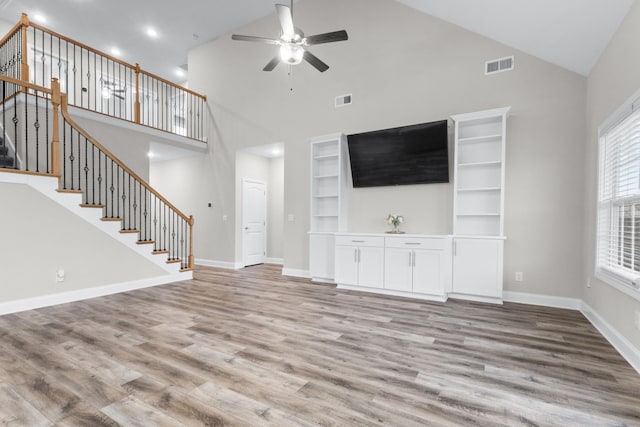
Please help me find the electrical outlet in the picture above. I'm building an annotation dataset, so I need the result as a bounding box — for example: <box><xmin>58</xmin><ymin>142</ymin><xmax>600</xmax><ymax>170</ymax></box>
<box><xmin>635</xmin><ymin>311</ymin><xmax>640</xmax><ymax>331</ymax></box>
<box><xmin>587</xmin><ymin>279</ymin><xmax>592</xmax><ymax>288</ymax></box>
<box><xmin>288</xmin><ymin>214</ymin><xmax>295</xmax><ymax>222</ymax></box>
<box><xmin>515</xmin><ymin>272</ymin><xmax>523</xmax><ymax>282</ymax></box>
<box><xmin>222</xmin><ymin>215</ymin><xmax>228</xmax><ymax>221</ymax></box>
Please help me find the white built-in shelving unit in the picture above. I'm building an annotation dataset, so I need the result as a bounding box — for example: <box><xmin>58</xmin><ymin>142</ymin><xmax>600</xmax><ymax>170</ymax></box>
<box><xmin>452</xmin><ymin>107</ymin><xmax>510</xmax><ymax>237</ymax></box>
<box><xmin>450</xmin><ymin>107</ymin><xmax>511</xmax><ymax>303</ymax></box>
<box><xmin>309</xmin><ymin>133</ymin><xmax>349</xmax><ymax>282</ymax></box>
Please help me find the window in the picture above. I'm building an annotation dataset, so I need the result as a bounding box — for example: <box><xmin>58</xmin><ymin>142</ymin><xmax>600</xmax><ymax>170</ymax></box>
<box><xmin>597</xmin><ymin>104</ymin><xmax>640</xmax><ymax>291</ymax></box>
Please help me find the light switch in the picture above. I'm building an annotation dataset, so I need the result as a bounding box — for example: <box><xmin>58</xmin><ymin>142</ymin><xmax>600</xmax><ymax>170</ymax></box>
<box><xmin>288</xmin><ymin>214</ymin><xmax>294</xmax><ymax>222</ymax></box>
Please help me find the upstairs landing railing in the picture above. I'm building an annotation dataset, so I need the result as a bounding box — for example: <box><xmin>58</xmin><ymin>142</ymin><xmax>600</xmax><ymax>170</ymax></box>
<box><xmin>0</xmin><ymin>75</ymin><xmax>194</xmax><ymax>270</ymax></box>
<box><xmin>0</xmin><ymin>14</ymin><xmax>208</xmax><ymax>143</ymax></box>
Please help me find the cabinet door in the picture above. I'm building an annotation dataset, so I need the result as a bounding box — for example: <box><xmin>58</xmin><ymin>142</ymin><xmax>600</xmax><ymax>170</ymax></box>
<box><xmin>358</xmin><ymin>246</ymin><xmax>384</xmax><ymax>288</ymax></box>
<box><xmin>452</xmin><ymin>238</ymin><xmax>502</xmax><ymax>298</ymax></box>
<box><xmin>384</xmin><ymin>248</ymin><xmax>413</xmax><ymax>291</ymax></box>
<box><xmin>413</xmin><ymin>249</ymin><xmax>444</xmax><ymax>296</ymax></box>
<box><xmin>334</xmin><ymin>245</ymin><xmax>358</xmax><ymax>286</ymax></box>
<box><xmin>309</xmin><ymin>234</ymin><xmax>335</xmax><ymax>281</ymax></box>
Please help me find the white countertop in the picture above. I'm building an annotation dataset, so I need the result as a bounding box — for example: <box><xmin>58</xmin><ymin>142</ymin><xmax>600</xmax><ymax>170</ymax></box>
<box><xmin>309</xmin><ymin>231</ymin><xmax>506</xmax><ymax>240</ymax></box>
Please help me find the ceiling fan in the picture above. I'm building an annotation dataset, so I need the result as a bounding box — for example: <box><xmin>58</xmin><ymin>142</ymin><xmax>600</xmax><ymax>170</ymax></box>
<box><xmin>231</xmin><ymin>2</ymin><xmax>348</xmax><ymax>72</ymax></box>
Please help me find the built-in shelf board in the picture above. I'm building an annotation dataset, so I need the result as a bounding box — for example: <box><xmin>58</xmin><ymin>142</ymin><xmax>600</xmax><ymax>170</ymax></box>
<box><xmin>456</xmin><ymin>213</ymin><xmax>501</xmax><ymax>217</ymax></box>
<box><xmin>458</xmin><ymin>134</ymin><xmax>502</xmax><ymax>143</ymax></box>
<box><xmin>457</xmin><ymin>187</ymin><xmax>501</xmax><ymax>193</ymax></box>
<box><xmin>313</xmin><ymin>214</ymin><xmax>339</xmax><ymax>218</ymax></box>
<box><xmin>458</xmin><ymin>160</ymin><xmax>502</xmax><ymax>168</ymax></box>
<box><xmin>313</xmin><ymin>154</ymin><xmax>340</xmax><ymax>160</ymax></box>
<box><xmin>313</xmin><ymin>174</ymin><xmax>339</xmax><ymax>179</ymax></box>
<box><xmin>313</xmin><ymin>194</ymin><xmax>339</xmax><ymax>198</ymax></box>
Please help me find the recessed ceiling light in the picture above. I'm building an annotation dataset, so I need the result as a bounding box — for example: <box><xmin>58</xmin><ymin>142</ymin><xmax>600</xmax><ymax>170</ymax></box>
<box><xmin>176</xmin><ymin>69</ymin><xmax>185</xmax><ymax>78</ymax></box>
<box><xmin>147</xmin><ymin>151</ymin><xmax>155</xmax><ymax>158</ymax></box>
<box><xmin>272</xmin><ymin>148</ymin><xmax>281</xmax><ymax>155</ymax></box>
<box><xmin>146</xmin><ymin>28</ymin><xmax>158</xmax><ymax>38</ymax></box>
<box><xmin>111</xmin><ymin>47</ymin><xmax>121</xmax><ymax>56</ymax></box>
<box><xmin>33</xmin><ymin>14</ymin><xmax>46</xmax><ymax>24</ymax></box>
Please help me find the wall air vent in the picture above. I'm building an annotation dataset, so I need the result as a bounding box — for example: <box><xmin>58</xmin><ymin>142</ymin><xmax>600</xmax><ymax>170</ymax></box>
<box><xmin>485</xmin><ymin>56</ymin><xmax>514</xmax><ymax>75</ymax></box>
<box><xmin>335</xmin><ymin>94</ymin><xmax>352</xmax><ymax>108</ymax></box>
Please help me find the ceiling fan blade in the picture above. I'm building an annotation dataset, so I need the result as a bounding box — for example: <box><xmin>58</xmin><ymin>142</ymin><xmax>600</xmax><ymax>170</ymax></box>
<box><xmin>263</xmin><ymin>56</ymin><xmax>280</xmax><ymax>72</ymax></box>
<box><xmin>275</xmin><ymin>4</ymin><xmax>295</xmax><ymax>36</ymax></box>
<box><xmin>303</xmin><ymin>50</ymin><xmax>329</xmax><ymax>72</ymax></box>
<box><xmin>232</xmin><ymin>34</ymin><xmax>280</xmax><ymax>45</ymax></box>
<box><xmin>305</xmin><ymin>30</ymin><xmax>349</xmax><ymax>45</ymax></box>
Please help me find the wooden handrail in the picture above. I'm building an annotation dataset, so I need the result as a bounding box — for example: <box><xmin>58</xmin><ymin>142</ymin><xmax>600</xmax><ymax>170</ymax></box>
<box><xmin>25</xmin><ymin>16</ymin><xmax>205</xmax><ymax>100</ymax></box>
<box><xmin>27</xmin><ymin>20</ymin><xmax>135</xmax><ymax>70</ymax></box>
<box><xmin>0</xmin><ymin>73</ymin><xmax>53</xmax><ymax>94</ymax></box>
<box><xmin>138</xmin><ymin>68</ymin><xmax>206</xmax><ymax>101</ymax></box>
<box><xmin>59</xmin><ymin>93</ymin><xmax>191</xmax><ymax>223</ymax></box>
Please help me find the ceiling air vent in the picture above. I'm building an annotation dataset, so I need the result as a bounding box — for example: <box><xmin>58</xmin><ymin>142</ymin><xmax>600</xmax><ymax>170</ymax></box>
<box><xmin>335</xmin><ymin>94</ymin><xmax>352</xmax><ymax>108</ymax></box>
<box><xmin>485</xmin><ymin>56</ymin><xmax>514</xmax><ymax>75</ymax></box>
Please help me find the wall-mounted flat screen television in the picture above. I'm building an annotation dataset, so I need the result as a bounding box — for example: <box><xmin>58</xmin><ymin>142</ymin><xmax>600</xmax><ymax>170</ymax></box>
<box><xmin>347</xmin><ymin>120</ymin><xmax>449</xmax><ymax>188</ymax></box>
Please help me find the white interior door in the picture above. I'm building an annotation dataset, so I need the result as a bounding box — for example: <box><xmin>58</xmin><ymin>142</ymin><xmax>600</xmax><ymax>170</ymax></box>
<box><xmin>242</xmin><ymin>179</ymin><xmax>267</xmax><ymax>267</ymax></box>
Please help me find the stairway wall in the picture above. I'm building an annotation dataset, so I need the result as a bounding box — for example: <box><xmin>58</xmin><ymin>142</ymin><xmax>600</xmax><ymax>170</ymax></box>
<box><xmin>0</xmin><ymin>181</ymin><xmax>168</xmax><ymax>304</ymax></box>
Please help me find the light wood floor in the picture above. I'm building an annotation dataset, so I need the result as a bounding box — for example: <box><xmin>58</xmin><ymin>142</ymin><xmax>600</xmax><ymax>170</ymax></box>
<box><xmin>0</xmin><ymin>264</ymin><xmax>639</xmax><ymax>426</ymax></box>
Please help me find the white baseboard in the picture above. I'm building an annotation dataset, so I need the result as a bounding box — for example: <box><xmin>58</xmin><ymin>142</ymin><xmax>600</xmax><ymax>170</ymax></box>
<box><xmin>195</xmin><ymin>258</ymin><xmax>244</xmax><ymax>270</ymax></box>
<box><xmin>580</xmin><ymin>302</ymin><xmax>640</xmax><ymax>375</ymax></box>
<box><xmin>503</xmin><ymin>291</ymin><xmax>581</xmax><ymax>310</ymax></box>
<box><xmin>338</xmin><ymin>284</ymin><xmax>447</xmax><ymax>302</ymax></box>
<box><xmin>264</xmin><ymin>257</ymin><xmax>284</xmax><ymax>265</ymax></box>
<box><xmin>282</xmin><ymin>268</ymin><xmax>310</xmax><ymax>279</ymax></box>
<box><xmin>0</xmin><ymin>273</ymin><xmax>189</xmax><ymax>316</ymax></box>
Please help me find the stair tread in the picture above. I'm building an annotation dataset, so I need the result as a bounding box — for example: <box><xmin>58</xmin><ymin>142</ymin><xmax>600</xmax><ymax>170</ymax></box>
<box><xmin>80</xmin><ymin>203</ymin><xmax>105</xmax><ymax>208</ymax></box>
<box><xmin>136</xmin><ymin>240</ymin><xmax>155</xmax><ymax>245</ymax></box>
<box><xmin>119</xmin><ymin>229</ymin><xmax>139</xmax><ymax>234</ymax></box>
<box><xmin>166</xmin><ymin>259</ymin><xmax>182</xmax><ymax>264</ymax></box>
<box><xmin>152</xmin><ymin>250</ymin><xmax>169</xmax><ymax>255</ymax></box>
<box><xmin>101</xmin><ymin>217</ymin><xmax>122</xmax><ymax>222</ymax></box>
<box><xmin>57</xmin><ymin>189</ymin><xmax>84</xmax><ymax>194</ymax></box>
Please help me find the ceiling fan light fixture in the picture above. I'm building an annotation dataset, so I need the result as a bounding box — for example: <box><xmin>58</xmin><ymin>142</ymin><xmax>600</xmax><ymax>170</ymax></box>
<box><xmin>279</xmin><ymin>43</ymin><xmax>304</xmax><ymax>65</ymax></box>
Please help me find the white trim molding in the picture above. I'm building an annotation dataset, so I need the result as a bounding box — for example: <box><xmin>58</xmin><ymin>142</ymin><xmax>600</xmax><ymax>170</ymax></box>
<box><xmin>195</xmin><ymin>258</ymin><xmax>244</xmax><ymax>270</ymax></box>
<box><xmin>264</xmin><ymin>257</ymin><xmax>284</xmax><ymax>265</ymax></box>
<box><xmin>503</xmin><ymin>291</ymin><xmax>582</xmax><ymax>310</ymax></box>
<box><xmin>0</xmin><ymin>273</ymin><xmax>189</xmax><ymax>316</ymax></box>
<box><xmin>581</xmin><ymin>302</ymin><xmax>640</xmax><ymax>375</ymax></box>
<box><xmin>282</xmin><ymin>268</ymin><xmax>310</xmax><ymax>279</ymax></box>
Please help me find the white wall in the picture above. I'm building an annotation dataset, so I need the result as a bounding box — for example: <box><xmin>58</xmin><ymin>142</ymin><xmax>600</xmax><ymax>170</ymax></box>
<box><xmin>0</xmin><ymin>182</ymin><xmax>167</xmax><ymax>302</ymax></box>
<box><xmin>268</xmin><ymin>156</ymin><xmax>284</xmax><ymax>260</ymax></box>
<box><xmin>150</xmin><ymin>0</ymin><xmax>590</xmax><ymax>301</ymax></box>
<box><xmin>0</xmin><ymin>19</ymin><xmax>14</xmax><ymax>37</ymax></box>
<box><xmin>584</xmin><ymin>1</ymin><xmax>640</xmax><ymax>349</ymax></box>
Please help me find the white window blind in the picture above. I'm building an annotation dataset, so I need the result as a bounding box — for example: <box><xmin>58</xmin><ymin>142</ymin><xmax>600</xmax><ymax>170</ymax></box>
<box><xmin>597</xmin><ymin>107</ymin><xmax>640</xmax><ymax>288</ymax></box>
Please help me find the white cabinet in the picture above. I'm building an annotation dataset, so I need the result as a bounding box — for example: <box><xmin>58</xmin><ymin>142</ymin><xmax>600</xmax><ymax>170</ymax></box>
<box><xmin>384</xmin><ymin>237</ymin><xmax>450</xmax><ymax>298</ymax></box>
<box><xmin>334</xmin><ymin>235</ymin><xmax>384</xmax><ymax>289</ymax></box>
<box><xmin>309</xmin><ymin>133</ymin><xmax>349</xmax><ymax>282</ymax></box>
<box><xmin>452</xmin><ymin>237</ymin><xmax>504</xmax><ymax>301</ymax></box>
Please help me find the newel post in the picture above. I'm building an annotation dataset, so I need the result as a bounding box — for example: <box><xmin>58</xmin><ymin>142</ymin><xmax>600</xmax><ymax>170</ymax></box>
<box><xmin>20</xmin><ymin>14</ymin><xmax>29</xmax><ymax>83</ymax></box>
<box><xmin>50</xmin><ymin>78</ymin><xmax>61</xmax><ymax>178</ymax></box>
<box><xmin>134</xmin><ymin>63</ymin><xmax>141</xmax><ymax>124</ymax></box>
<box><xmin>188</xmin><ymin>215</ymin><xmax>195</xmax><ymax>269</ymax></box>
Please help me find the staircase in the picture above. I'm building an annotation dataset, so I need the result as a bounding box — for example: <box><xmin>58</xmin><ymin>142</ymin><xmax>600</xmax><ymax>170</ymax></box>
<box><xmin>0</xmin><ymin>75</ymin><xmax>195</xmax><ymax>281</ymax></box>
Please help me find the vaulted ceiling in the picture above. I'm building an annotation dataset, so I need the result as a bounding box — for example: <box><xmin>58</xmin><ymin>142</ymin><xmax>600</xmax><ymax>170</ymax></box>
<box><xmin>0</xmin><ymin>0</ymin><xmax>634</xmax><ymax>82</ymax></box>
